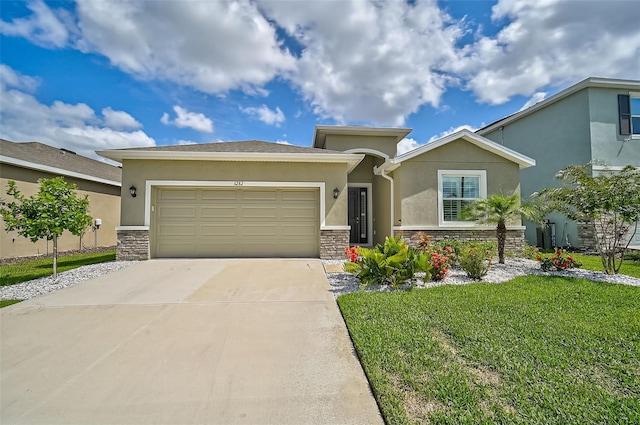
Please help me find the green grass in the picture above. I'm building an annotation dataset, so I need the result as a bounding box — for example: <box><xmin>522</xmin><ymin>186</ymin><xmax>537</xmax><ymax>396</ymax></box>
<box><xmin>568</xmin><ymin>252</ymin><xmax>640</xmax><ymax>278</ymax></box>
<box><xmin>338</xmin><ymin>276</ymin><xmax>640</xmax><ymax>424</ymax></box>
<box><xmin>0</xmin><ymin>299</ymin><xmax>22</xmax><ymax>308</ymax></box>
<box><xmin>0</xmin><ymin>250</ymin><xmax>116</xmax><ymax>286</ymax></box>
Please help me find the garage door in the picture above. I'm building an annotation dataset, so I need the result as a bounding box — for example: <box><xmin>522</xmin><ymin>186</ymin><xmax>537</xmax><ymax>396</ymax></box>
<box><xmin>153</xmin><ymin>187</ymin><xmax>320</xmax><ymax>258</ymax></box>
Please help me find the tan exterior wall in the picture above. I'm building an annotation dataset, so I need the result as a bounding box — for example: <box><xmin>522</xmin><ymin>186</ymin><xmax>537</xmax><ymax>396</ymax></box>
<box><xmin>0</xmin><ymin>164</ymin><xmax>120</xmax><ymax>259</ymax></box>
<box><xmin>393</xmin><ymin>139</ymin><xmax>522</xmax><ymax>227</ymax></box>
<box><xmin>372</xmin><ymin>174</ymin><xmax>391</xmax><ymax>245</ymax></box>
<box><xmin>121</xmin><ymin>160</ymin><xmax>349</xmax><ymax>227</ymax></box>
<box><xmin>348</xmin><ymin>156</ymin><xmax>376</xmax><ymax>183</ymax></box>
<box><xmin>324</xmin><ymin>134</ymin><xmax>398</xmax><ymax>158</ymax></box>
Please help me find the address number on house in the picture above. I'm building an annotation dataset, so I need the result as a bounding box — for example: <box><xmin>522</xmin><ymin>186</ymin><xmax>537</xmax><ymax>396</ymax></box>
<box><xmin>233</xmin><ymin>181</ymin><xmax>244</xmax><ymax>186</ymax></box>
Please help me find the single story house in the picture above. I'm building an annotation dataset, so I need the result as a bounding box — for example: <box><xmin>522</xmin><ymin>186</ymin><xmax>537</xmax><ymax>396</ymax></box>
<box><xmin>98</xmin><ymin>126</ymin><xmax>535</xmax><ymax>260</ymax></box>
<box><xmin>1</xmin><ymin>139</ymin><xmax>122</xmax><ymax>259</ymax></box>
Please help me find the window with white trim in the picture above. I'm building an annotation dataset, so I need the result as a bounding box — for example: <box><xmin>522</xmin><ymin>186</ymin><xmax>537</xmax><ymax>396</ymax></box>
<box><xmin>438</xmin><ymin>170</ymin><xmax>486</xmax><ymax>224</ymax></box>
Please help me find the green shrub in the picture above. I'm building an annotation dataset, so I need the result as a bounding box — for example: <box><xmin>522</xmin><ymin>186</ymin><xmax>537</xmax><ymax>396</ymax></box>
<box><xmin>343</xmin><ymin>236</ymin><xmax>432</xmax><ymax>287</ymax></box>
<box><xmin>432</xmin><ymin>239</ymin><xmax>462</xmax><ymax>259</ymax></box>
<box><xmin>537</xmin><ymin>249</ymin><xmax>583</xmax><ymax>271</ymax></box>
<box><xmin>458</xmin><ymin>241</ymin><xmax>496</xmax><ymax>280</ymax></box>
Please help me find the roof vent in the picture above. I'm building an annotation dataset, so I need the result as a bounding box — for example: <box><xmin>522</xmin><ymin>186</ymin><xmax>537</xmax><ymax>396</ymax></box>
<box><xmin>60</xmin><ymin>148</ymin><xmax>77</xmax><ymax>155</ymax></box>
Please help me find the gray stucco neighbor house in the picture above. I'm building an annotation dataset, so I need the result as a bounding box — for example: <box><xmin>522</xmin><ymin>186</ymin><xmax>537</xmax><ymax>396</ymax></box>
<box><xmin>477</xmin><ymin>77</ymin><xmax>640</xmax><ymax>249</ymax></box>
<box><xmin>98</xmin><ymin>128</ymin><xmax>534</xmax><ymax>260</ymax></box>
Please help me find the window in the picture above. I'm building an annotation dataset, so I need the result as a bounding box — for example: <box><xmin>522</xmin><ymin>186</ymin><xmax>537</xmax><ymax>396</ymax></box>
<box><xmin>619</xmin><ymin>93</ymin><xmax>640</xmax><ymax>136</ymax></box>
<box><xmin>438</xmin><ymin>170</ymin><xmax>486</xmax><ymax>225</ymax></box>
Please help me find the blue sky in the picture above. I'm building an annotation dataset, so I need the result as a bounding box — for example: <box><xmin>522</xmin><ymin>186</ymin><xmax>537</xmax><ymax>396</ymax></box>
<box><xmin>1</xmin><ymin>0</ymin><xmax>639</xmax><ymax>162</ymax></box>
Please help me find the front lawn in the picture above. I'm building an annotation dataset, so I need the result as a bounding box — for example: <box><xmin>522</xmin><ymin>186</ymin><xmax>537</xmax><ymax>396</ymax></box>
<box><xmin>0</xmin><ymin>299</ymin><xmax>22</xmax><ymax>308</ymax></box>
<box><xmin>0</xmin><ymin>250</ymin><xmax>116</xmax><ymax>286</ymax></box>
<box><xmin>568</xmin><ymin>252</ymin><xmax>640</xmax><ymax>278</ymax></box>
<box><xmin>338</xmin><ymin>276</ymin><xmax>640</xmax><ymax>424</ymax></box>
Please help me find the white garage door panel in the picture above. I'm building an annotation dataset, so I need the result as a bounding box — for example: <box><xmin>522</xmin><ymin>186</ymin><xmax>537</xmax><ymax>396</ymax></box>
<box><xmin>153</xmin><ymin>187</ymin><xmax>319</xmax><ymax>258</ymax></box>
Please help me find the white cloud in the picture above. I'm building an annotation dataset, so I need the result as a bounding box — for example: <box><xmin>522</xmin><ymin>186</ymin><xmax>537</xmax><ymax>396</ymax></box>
<box><xmin>456</xmin><ymin>0</ymin><xmax>640</xmax><ymax>104</ymax></box>
<box><xmin>426</xmin><ymin>124</ymin><xmax>478</xmax><ymax>143</ymax></box>
<box><xmin>396</xmin><ymin>137</ymin><xmax>422</xmax><ymax>155</ymax></box>
<box><xmin>161</xmin><ymin>106</ymin><xmax>213</xmax><ymax>133</ymax></box>
<box><xmin>102</xmin><ymin>107</ymin><xmax>142</xmax><ymax>129</ymax></box>
<box><xmin>4</xmin><ymin>0</ymin><xmax>640</xmax><ymax>125</ymax></box>
<box><xmin>398</xmin><ymin>124</ymin><xmax>479</xmax><ymax>155</ymax></box>
<box><xmin>260</xmin><ymin>0</ymin><xmax>463</xmax><ymax>125</ymax></box>
<box><xmin>240</xmin><ymin>105</ymin><xmax>286</xmax><ymax>126</ymax></box>
<box><xmin>0</xmin><ymin>66</ymin><xmax>155</xmax><ymax>160</ymax></box>
<box><xmin>0</xmin><ymin>65</ymin><xmax>40</xmax><ymax>92</ymax></box>
<box><xmin>518</xmin><ymin>92</ymin><xmax>547</xmax><ymax>112</ymax></box>
<box><xmin>73</xmin><ymin>0</ymin><xmax>295</xmax><ymax>94</ymax></box>
<box><xmin>0</xmin><ymin>0</ymin><xmax>72</xmax><ymax>48</ymax></box>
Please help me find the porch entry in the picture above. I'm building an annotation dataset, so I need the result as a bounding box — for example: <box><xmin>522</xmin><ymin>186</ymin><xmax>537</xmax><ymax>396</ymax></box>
<box><xmin>348</xmin><ymin>187</ymin><xmax>368</xmax><ymax>245</ymax></box>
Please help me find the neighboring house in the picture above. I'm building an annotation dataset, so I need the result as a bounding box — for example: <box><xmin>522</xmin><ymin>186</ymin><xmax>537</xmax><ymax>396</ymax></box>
<box><xmin>98</xmin><ymin>128</ymin><xmax>534</xmax><ymax>261</ymax></box>
<box><xmin>0</xmin><ymin>139</ymin><xmax>122</xmax><ymax>259</ymax></box>
<box><xmin>477</xmin><ymin>77</ymin><xmax>640</xmax><ymax>249</ymax></box>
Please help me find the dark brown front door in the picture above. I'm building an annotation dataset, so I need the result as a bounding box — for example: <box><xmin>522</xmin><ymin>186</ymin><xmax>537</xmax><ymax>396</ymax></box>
<box><xmin>348</xmin><ymin>187</ymin><xmax>368</xmax><ymax>245</ymax></box>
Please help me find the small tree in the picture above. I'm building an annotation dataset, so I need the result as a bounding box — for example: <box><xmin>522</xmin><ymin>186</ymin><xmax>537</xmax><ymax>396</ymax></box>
<box><xmin>536</xmin><ymin>163</ymin><xmax>640</xmax><ymax>274</ymax></box>
<box><xmin>0</xmin><ymin>177</ymin><xmax>93</xmax><ymax>279</ymax></box>
<box><xmin>463</xmin><ymin>194</ymin><xmax>542</xmax><ymax>264</ymax></box>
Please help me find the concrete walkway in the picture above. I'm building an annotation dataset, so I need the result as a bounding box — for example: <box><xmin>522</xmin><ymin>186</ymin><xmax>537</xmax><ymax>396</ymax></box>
<box><xmin>1</xmin><ymin>259</ymin><xmax>383</xmax><ymax>425</ymax></box>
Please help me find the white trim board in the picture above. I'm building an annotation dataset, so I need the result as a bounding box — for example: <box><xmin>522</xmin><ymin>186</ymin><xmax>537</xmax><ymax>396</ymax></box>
<box><xmin>143</xmin><ymin>180</ymin><xmax>330</xmax><ymax>228</ymax></box>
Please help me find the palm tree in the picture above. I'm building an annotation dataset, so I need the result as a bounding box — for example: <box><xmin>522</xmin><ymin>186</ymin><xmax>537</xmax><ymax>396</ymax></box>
<box><xmin>463</xmin><ymin>194</ymin><xmax>541</xmax><ymax>264</ymax></box>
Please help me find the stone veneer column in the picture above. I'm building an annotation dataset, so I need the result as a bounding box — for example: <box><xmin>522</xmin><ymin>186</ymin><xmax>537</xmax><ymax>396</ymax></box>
<box><xmin>394</xmin><ymin>228</ymin><xmax>525</xmax><ymax>252</ymax></box>
<box><xmin>116</xmin><ymin>228</ymin><xmax>150</xmax><ymax>261</ymax></box>
<box><xmin>320</xmin><ymin>229</ymin><xmax>350</xmax><ymax>260</ymax></box>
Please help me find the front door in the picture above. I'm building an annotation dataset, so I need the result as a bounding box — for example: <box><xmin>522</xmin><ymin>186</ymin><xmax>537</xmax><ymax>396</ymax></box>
<box><xmin>348</xmin><ymin>187</ymin><xmax>368</xmax><ymax>245</ymax></box>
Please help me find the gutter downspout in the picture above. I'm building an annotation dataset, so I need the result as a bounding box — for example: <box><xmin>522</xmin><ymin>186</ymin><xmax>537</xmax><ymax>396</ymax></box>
<box><xmin>374</xmin><ymin>160</ymin><xmax>397</xmax><ymax>238</ymax></box>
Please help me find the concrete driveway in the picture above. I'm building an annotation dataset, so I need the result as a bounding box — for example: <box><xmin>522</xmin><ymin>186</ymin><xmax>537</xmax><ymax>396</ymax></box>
<box><xmin>1</xmin><ymin>259</ymin><xmax>383</xmax><ymax>425</ymax></box>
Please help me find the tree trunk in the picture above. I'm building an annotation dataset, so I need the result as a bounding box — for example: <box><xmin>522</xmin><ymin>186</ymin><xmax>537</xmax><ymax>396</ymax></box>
<box><xmin>497</xmin><ymin>221</ymin><xmax>507</xmax><ymax>264</ymax></box>
<box><xmin>53</xmin><ymin>234</ymin><xmax>58</xmax><ymax>280</ymax></box>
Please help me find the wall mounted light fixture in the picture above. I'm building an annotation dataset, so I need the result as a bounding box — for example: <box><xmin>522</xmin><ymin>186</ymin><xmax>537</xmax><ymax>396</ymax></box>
<box><xmin>129</xmin><ymin>185</ymin><xmax>137</xmax><ymax>198</ymax></box>
<box><xmin>333</xmin><ymin>187</ymin><xmax>340</xmax><ymax>199</ymax></box>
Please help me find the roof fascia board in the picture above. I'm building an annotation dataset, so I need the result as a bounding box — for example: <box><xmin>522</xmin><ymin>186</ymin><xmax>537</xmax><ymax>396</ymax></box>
<box><xmin>478</xmin><ymin>77</ymin><xmax>640</xmax><ymax>135</ymax></box>
<box><xmin>0</xmin><ymin>155</ymin><xmax>121</xmax><ymax>187</ymax></box>
<box><xmin>313</xmin><ymin>125</ymin><xmax>412</xmax><ymax>148</ymax></box>
<box><xmin>97</xmin><ymin>150</ymin><xmax>365</xmax><ymax>173</ymax></box>
<box><xmin>394</xmin><ymin>130</ymin><xmax>535</xmax><ymax>168</ymax></box>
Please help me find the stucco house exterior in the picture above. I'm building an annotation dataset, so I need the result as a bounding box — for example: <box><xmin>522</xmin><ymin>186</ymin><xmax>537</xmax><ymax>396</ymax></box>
<box><xmin>477</xmin><ymin>77</ymin><xmax>640</xmax><ymax>249</ymax></box>
<box><xmin>1</xmin><ymin>139</ymin><xmax>122</xmax><ymax>259</ymax></box>
<box><xmin>98</xmin><ymin>126</ymin><xmax>534</xmax><ymax>261</ymax></box>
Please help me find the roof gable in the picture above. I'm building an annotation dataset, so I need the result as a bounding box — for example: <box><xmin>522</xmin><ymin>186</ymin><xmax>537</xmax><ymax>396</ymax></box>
<box><xmin>394</xmin><ymin>129</ymin><xmax>535</xmax><ymax>169</ymax></box>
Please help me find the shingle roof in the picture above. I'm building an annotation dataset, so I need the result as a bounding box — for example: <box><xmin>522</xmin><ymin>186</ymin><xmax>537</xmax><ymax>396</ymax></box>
<box><xmin>0</xmin><ymin>139</ymin><xmax>122</xmax><ymax>183</ymax></box>
<box><xmin>114</xmin><ymin>140</ymin><xmax>345</xmax><ymax>155</ymax></box>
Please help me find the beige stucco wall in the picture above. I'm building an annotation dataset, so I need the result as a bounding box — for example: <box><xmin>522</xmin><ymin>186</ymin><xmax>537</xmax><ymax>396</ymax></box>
<box><xmin>121</xmin><ymin>160</ymin><xmax>350</xmax><ymax>227</ymax></box>
<box><xmin>372</xmin><ymin>174</ymin><xmax>392</xmax><ymax>245</ymax></box>
<box><xmin>1</xmin><ymin>164</ymin><xmax>120</xmax><ymax>258</ymax></box>
<box><xmin>393</xmin><ymin>139</ymin><xmax>522</xmax><ymax>226</ymax></box>
<box><xmin>324</xmin><ymin>134</ymin><xmax>398</xmax><ymax>158</ymax></box>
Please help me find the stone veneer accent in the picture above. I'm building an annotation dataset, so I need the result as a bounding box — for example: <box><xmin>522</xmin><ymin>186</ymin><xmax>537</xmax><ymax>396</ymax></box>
<box><xmin>395</xmin><ymin>228</ymin><xmax>525</xmax><ymax>252</ymax></box>
<box><xmin>577</xmin><ymin>220</ymin><xmax>597</xmax><ymax>250</ymax></box>
<box><xmin>117</xmin><ymin>229</ymin><xmax>150</xmax><ymax>261</ymax></box>
<box><xmin>320</xmin><ymin>229</ymin><xmax>350</xmax><ymax>260</ymax></box>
